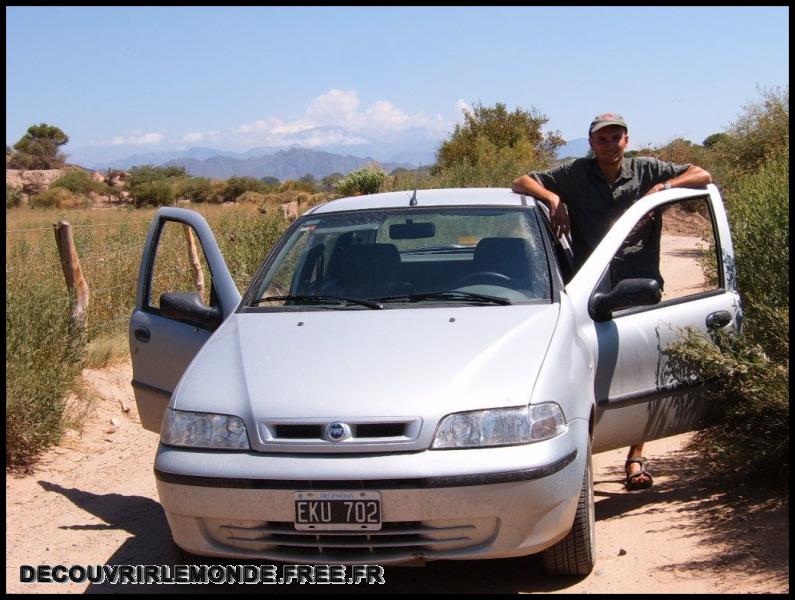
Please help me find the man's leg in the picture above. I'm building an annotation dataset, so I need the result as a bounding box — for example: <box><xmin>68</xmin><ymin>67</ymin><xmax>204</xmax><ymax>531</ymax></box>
<box><xmin>625</xmin><ymin>443</ymin><xmax>652</xmax><ymax>489</ymax></box>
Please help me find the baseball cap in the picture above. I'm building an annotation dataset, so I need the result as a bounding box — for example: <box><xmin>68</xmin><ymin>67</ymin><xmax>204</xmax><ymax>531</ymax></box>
<box><xmin>589</xmin><ymin>113</ymin><xmax>628</xmax><ymax>135</ymax></box>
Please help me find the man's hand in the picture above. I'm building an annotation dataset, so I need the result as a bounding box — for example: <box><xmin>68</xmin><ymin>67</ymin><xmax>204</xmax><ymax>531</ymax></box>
<box><xmin>642</xmin><ymin>183</ymin><xmax>667</xmax><ymax>197</ymax></box>
<box><xmin>548</xmin><ymin>194</ymin><xmax>570</xmax><ymax>239</ymax></box>
<box><xmin>511</xmin><ymin>175</ymin><xmax>570</xmax><ymax>238</ymax></box>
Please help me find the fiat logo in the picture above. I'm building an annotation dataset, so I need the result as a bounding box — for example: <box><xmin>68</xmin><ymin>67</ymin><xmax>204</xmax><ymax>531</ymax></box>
<box><xmin>325</xmin><ymin>422</ymin><xmax>351</xmax><ymax>442</ymax></box>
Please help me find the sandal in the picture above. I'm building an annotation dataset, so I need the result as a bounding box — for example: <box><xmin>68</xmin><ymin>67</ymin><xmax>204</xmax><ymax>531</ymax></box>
<box><xmin>624</xmin><ymin>457</ymin><xmax>653</xmax><ymax>491</ymax></box>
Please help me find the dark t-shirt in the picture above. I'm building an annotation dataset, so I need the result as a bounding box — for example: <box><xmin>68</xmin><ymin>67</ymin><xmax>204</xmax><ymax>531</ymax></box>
<box><xmin>530</xmin><ymin>156</ymin><xmax>691</xmax><ymax>287</ymax></box>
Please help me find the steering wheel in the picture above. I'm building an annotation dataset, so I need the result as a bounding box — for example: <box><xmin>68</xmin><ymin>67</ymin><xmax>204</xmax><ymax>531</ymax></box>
<box><xmin>453</xmin><ymin>271</ymin><xmax>515</xmax><ymax>289</ymax></box>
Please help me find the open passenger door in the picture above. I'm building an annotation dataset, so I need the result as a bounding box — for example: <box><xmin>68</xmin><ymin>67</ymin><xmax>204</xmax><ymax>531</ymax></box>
<box><xmin>565</xmin><ymin>185</ymin><xmax>741</xmax><ymax>452</ymax></box>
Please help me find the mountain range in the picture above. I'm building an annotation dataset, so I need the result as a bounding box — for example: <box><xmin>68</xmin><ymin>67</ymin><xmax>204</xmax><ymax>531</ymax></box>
<box><xmin>164</xmin><ymin>148</ymin><xmax>413</xmax><ymax>180</ymax></box>
<box><xmin>66</xmin><ymin>137</ymin><xmax>591</xmax><ymax>180</ymax></box>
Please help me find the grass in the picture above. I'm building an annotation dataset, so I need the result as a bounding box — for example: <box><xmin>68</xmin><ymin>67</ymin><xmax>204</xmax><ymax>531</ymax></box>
<box><xmin>6</xmin><ymin>202</ymin><xmax>292</xmax><ymax>470</ymax></box>
<box><xmin>84</xmin><ymin>333</ymin><xmax>130</xmax><ymax>369</ymax></box>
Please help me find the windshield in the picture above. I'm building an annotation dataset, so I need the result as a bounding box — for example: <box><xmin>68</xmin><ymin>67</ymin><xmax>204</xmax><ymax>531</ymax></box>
<box><xmin>248</xmin><ymin>207</ymin><xmax>552</xmax><ymax>309</ymax></box>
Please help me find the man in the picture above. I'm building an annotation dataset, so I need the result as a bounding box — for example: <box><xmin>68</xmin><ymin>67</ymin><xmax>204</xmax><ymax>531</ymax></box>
<box><xmin>511</xmin><ymin>113</ymin><xmax>712</xmax><ymax>490</ymax></box>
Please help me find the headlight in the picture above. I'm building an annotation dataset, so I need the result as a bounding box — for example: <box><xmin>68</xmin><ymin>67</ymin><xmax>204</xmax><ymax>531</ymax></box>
<box><xmin>431</xmin><ymin>403</ymin><xmax>566</xmax><ymax>449</ymax></box>
<box><xmin>161</xmin><ymin>410</ymin><xmax>250</xmax><ymax>450</ymax></box>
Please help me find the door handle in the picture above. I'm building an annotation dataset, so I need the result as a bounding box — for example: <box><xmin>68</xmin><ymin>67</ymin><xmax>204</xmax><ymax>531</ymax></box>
<box><xmin>134</xmin><ymin>326</ymin><xmax>151</xmax><ymax>342</ymax></box>
<box><xmin>706</xmin><ymin>310</ymin><xmax>732</xmax><ymax>330</ymax></box>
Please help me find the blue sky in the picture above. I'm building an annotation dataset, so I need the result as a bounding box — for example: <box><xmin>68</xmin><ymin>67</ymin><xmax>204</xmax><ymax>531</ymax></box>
<box><xmin>6</xmin><ymin>6</ymin><xmax>789</xmax><ymax>163</ymax></box>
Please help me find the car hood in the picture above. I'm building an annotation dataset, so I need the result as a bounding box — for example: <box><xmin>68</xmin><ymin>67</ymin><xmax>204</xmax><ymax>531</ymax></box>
<box><xmin>173</xmin><ymin>304</ymin><xmax>560</xmax><ymax>423</ymax></box>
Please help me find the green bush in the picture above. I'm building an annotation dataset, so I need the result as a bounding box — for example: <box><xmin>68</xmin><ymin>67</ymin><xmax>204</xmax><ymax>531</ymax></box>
<box><xmin>130</xmin><ymin>180</ymin><xmax>176</xmax><ymax>208</ymax></box>
<box><xmin>6</xmin><ymin>184</ymin><xmax>23</xmax><ymax>208</ymax></box>
<box><xmin>175</xmin><ymin>177</ymin><xmax>218</xmax><ymax>203</ymax></box>
<box><xmin>51</xmin><ymin>169</ymin><xmax>108</xmax><ymax>195</ymax></box>
<box><xmin>221</xmin><ymin>176</ymin><xmax>270</xmax><ymax>203</ymax></box>
<box><xmin>6</xmin><ymin>281</ymin><xmax>84</xmax><ymax>470</ymax></box>
<box><xmin>723</xmin><ymin>153</ymin><xmax>789</xmax><ymax>361</ymax></box>
<box><xmin>334</xmin><ymin>165</ymin><xmax>387</xmax><ymax>196</ymax></box>
<box><xmin>665</xmin><ymin>329</ymin><xmax>788</xmax><ymax>480</ymax></box>
<box><xmin>29</xmin><ymin>187</ymin><xmax>88</xmax><ymax>209</ymax></box>
<box><xmin>665</xmin><ymin>88</ymin><xmax>789</xmax><ymax>483</ymax></box>
<box><xmin>127</xmin><ymin>164</ymin><xmax>186</xmax><ymax>189</ymax></box>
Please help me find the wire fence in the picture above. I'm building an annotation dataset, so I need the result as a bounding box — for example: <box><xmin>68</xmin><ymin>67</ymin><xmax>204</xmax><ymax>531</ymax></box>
<box><xmin>7</xmin><ymin>207</ymin><xmax>288</xmax><ymax>354</ymax></box>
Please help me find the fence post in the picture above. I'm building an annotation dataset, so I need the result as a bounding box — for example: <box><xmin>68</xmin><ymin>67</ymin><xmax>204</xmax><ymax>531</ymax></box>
<box><xmin>53</xmin><ymin>220</ymin><xmax>89</xmax><ymax>336</ymax></box>
<box><xmin>183</xmin><ymin>224</ymin><xmax>205</xmax><ymax>296</ymax></box>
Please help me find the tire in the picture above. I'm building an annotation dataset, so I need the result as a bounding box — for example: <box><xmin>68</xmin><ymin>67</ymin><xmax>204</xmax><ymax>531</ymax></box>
<box><xmin>541</xmin><ymin>444</ymin><xmax>595</xmax><ymax>576</ymax></box>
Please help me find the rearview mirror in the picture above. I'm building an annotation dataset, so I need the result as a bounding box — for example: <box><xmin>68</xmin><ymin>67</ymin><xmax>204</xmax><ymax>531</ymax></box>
<box><xmin>160</xmin><ymin>291</ymin><xmax>222</xmax><ymax>330</ymax></box>
<box><xmin>389</xmin><ymin>221</ymin><xmax>435</xmax><ymax>239</ymax></box>
<box><xmin>589</xmin><ymin>278</ymin><xmax>661</xmax><ymax>322</ymax></box>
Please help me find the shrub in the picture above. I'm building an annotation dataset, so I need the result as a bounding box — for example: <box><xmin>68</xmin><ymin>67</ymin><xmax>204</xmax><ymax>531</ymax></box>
<box><xmin>665</xmin><ymin>329</ymin><xmax>788</xmax><ymax>480</ymax></box>
<box><xmin>236</xmin><ymin>190</ymin><xmax>266</xmax><ymax>204</ymax></box>
<box><xmin>29</xmin><ymin>187</ymin><xmax>88</xmax><ymax>209</ymax></box>
<box><xmin>6</xmin><ymin>184</ymin><xmax>23</xmax><ymax>208</ymax></box>
<box><xmin>7</xmin><ymin>280</ymin><xmax>84</xmax><ymax>470</ymax></box>
<box><xmin>127</xmin><ymin>164</ymin><xmax>186</xmax><ymax>189</ymax></box>
<box><xmin>334</xmin><ymin>165</ymin><xmax>387</xmax><ymax>196</ymax></box>
<box><xmin>52</xmin><ymin>169</ymin><xmax>108</xmax><ymax>196</ymax></box>
<box><xmin>175</xmin><ymin>177</ymin><xmax>216</xmax><ymax>203</ymax></box>
<box><xmin>222</xmin><ymin>176</ymin><xmax>269</xmax><ymax>203</ymax></box>
<box><xmin>723</xmin><ymin>152</ymin><xmax>789</xmax><ymax>361</ymax></box>
<box><xmin>279</xmin><ymin>179</ymin><xmax>317</xmax><ymax>193</ymax></box>
<box><xmin>129</xmin><ymin>180</ymin><xmax>175</xmax><ymax>208</ymax></box>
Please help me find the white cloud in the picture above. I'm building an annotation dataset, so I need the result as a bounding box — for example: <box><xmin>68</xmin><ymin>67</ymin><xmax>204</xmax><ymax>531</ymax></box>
<box><xmin>101</xmin><ymin>131</ymin><xmax>165</xmax><ymax>146</ymax></box>
<box><xmin>93</xmin><ymin>90</ymin><xmax>456</xmax><ymax>152</ymax></box>
<box><xmin>456</xmin><ymin>99</ymin><xmax>473</xmax><ymax>117</ymax></box>
<box><xmin>183</xmin><ymin>130</ymin><xmax>221</xmax><ymax>143</ymax></box>
<box><xmin>233</xmin><ymin>89</ymin><xmax>451</xmax><ymax>147</ymax></box>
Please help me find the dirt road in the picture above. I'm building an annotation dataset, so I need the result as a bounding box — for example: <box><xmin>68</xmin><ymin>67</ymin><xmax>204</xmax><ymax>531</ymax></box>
<box><xmin>5</xmin><ymin>360</ymin><xmax>788</xmax><ymax>594</ymax></box>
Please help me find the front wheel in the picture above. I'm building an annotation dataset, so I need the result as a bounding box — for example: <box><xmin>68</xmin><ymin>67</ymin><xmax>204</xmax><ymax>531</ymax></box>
<box><xmin>541</xmin><ymin>445</ymin><xmax>595</xmax><ymax>576</ymax></box>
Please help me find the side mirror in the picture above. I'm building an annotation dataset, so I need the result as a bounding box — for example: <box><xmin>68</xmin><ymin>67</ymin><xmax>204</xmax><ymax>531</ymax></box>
<box><xmin>160</xmin><ymin>291</ymin><xmax>222</xmax><ymax>330</ymax></box>
<box><xmin>589</xmin><ymin>278</ymin><xmax>661</xmax><ymax>322</ymax></box>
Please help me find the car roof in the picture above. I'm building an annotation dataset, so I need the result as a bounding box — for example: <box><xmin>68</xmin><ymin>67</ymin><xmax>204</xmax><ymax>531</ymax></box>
<box><xmin>305</xmin><ymin>187</ymin><xmax>538</xmax><ymax>215</ymax></box>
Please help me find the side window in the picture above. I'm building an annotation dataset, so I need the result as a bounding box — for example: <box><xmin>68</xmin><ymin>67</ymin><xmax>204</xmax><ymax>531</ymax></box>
<box><xmin>148</xmin><ymin>221</ymin><xmax>214</xmax><ymax>310</ymax></box>
<box><xmin>608</xmin><ymin>196</ymin><xmax>720</xmax><ymax>302</ymax></box>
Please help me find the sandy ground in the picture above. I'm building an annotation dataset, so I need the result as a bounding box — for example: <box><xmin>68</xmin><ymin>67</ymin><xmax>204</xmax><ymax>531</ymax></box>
<box><xmin>5</xmin><ymin>365</ymin><xmax>788</xmax><ymax>594</ymax></box>
<box><xmin>6</xmin><ymin>231</ymin><xmax>788</xmax><ymax>593</ymax></box>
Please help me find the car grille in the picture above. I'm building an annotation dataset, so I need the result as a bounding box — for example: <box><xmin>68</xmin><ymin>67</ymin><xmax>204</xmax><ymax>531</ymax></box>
<box><xmin>273</xmin><ymin>422</ymin><xmax>407</xmax><ymax>439</ymax></box>
<box><xmin>203</xmin><ymin>518</ymin><xmax>498</xmax><ymax>562</ymax></box>
<box><xmin>258</xmin><ymin>417</ymin><xmax>422</xmax><ymax>451</ymax></box>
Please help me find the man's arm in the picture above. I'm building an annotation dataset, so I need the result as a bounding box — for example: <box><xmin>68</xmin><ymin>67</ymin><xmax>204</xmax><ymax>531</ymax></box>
<box><xmin>511</xmin><ymin>174</ymin><xmax>570</xmax><ymax>237</ymax></box>
<box><xmin>643</xmin><ymin>166</ymin><xmax>712</xmax><ymax>197</ymax></box>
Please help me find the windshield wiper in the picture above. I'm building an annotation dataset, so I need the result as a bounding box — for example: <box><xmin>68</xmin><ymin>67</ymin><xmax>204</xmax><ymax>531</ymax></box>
<box><xmin>373</xmin><ymin>291</ymin><xmax>512</xmax><ymax>306</ymax></box>
<box><xmin>252</xmin><ymin>295</ymin><xmax>383</xmax><ymax>309</ymax></box>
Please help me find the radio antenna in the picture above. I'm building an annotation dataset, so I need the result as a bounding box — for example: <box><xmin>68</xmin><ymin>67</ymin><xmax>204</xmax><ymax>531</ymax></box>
<box><xmin>409</xmin><ymin>164</ymin><xmax>422</xmax><ymax>207</ymax></box>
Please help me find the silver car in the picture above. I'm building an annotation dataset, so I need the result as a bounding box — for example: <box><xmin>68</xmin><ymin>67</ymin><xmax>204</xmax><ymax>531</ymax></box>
<box><xmin>130</xmin><ymin>185</ymin><xmax>740</xmax><ymax>575</ymax></box>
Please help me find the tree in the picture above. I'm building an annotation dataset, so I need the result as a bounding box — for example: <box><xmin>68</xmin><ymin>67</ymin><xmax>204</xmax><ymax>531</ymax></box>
<box><xmin>260</xmin><ymin>176</ymin><xmax>280</xmax><ymax>188</ymax></box>
<box><xmin>9</xmin><ymin>123</ymin><xmax>69</xmax><ymax>170</ymax></box>
<box><xmin>434</xmin><ymin>103</ymin><xmax>564</xmax><ymax>176</ymax></box>
<box><xmin>702</xmin><ymin>132</ymin><xmax>729</xmax><ymax>149</ymax></box>
<box><xmin>321</xmin><ymin>172</ymin><xmax>344</xmax><ymax>192</ymax></box>
<box><xmin>299</xmin><ymin>173</ymin><xmax>318</xmax><ymax>192</ymax></box>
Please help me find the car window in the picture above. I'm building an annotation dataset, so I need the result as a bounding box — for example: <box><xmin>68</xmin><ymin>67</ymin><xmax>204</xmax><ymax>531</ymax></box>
<box><xmin>606</xmin><ymin>196</ymin><xmax>721</xmax><ymax>303</ymax></box>
<box><xmin>251</xmin><ymin>207</ymin><xmax>552</xmax><ymax>306</ymax></box>
<box><xmin>148</xmin><ymin>221</ymin><xmax>215</xmax><ymax>310</ymax></box>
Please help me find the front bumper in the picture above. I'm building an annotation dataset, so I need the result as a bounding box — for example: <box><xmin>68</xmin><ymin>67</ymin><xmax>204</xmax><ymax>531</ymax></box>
<box><xmin>154</xmin><ymin>419</ymin><xmax>589</xmax><ymax>564</ymax></box>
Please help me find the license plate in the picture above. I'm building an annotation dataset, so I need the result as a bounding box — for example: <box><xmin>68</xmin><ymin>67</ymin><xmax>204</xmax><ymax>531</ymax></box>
<box><xmin>294</xmin><ymin>491</ymin><xmax>382</xmax><ymax>531</ymax></box>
